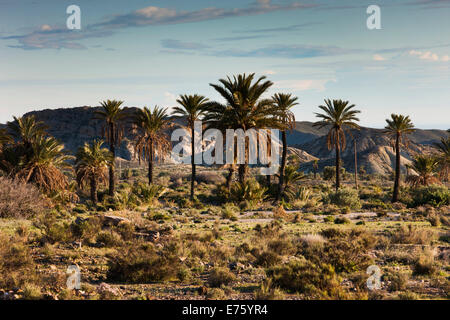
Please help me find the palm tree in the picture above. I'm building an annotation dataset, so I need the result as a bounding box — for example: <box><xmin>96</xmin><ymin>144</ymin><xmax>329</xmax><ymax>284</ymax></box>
<box><xmin>75</xmin><ymin>140</ymin><xmax>113</xmax><ymax>203</ymax></box>
<box><xmin>19</xmin><ymin>136</ymin><xmax>72</xmax><ymax>193</ymax></box>
<box><xmin>132</xmin><ymin>106</ymin><xmax>172</xmax><ymax>184</ymax></box>
<box><xmin>433</xmin><ymin>136</ymin><xmax>450</xmax><ymax>181</ymax></box>
<box><xmin>271</xmin><ymin>93</ymin><xmax>298</xmax><ymax>201</ymax></box>
<box><xmin>0</xmin><ymin>128</ymin><xmax>12</xmax><ymax>150</ymax></box>
<box><xmin>95</xmin><ymin>100</ymin><xmax>125</xmax><ymax>196</ymax></box>
<box><xmin>7</xmin><ymin>115</ymin><xmax>48</xmax><ymax>146</ymax></box>
<box><xmin>277</xmin><ymin>164</ymin><xmax>305</xmax><ymax>200</ymax></box>
<box><xmin>406</xmin><ymin>155</ymin><xmax>440</xmax><ymax>187</ymax></box>
<box><xmin>172</xmin><ymin>94</ymin><xmax>209</xmax><ymax>200</ymax></box>
<box><xmin>208</xmin><ymin>73</ymin><xmax>279</xmax><ymax>184</ymax></box>
<box><xmin>314</xmin><ymin>99</ymin><xmax>361</xmax><ymax>191</ymax></box>
<box><xmin>384</xmin><ymin>114</ymin><xmax>416</xmax><ymax>202</ymax></box>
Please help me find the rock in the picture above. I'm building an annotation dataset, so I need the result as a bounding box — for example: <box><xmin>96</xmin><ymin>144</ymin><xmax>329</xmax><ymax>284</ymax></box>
<box><xmin>103</xmin><ymin>215</ymin><xmax>131</xmax><ymax>226</ymax></box>
<box><xmin>134</xmin><ymin>230</ymin><xmax>160</xmax><ymax>242</ymax></box>
<box><xmin>97</xmin><ymin>282</ymin><xmax>121</xmax><ymax>297</ymax></box>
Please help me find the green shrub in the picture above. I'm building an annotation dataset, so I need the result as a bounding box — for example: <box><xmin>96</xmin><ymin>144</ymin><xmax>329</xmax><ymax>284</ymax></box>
<box><xmin>412</xmin><ymin>185</ymin><xmax>450</xmax><ymax>207</ymax></box>
<box><xmin>266</xmin><ymin>259</ymin><xmax>347</xmax><ymax>298</ymax></box>
<box><xmin>255</xmin><ymin>251</ymin><xmax>282</xmax><ymax>267</ymax></box>
<box><xmin>323</xmin><ymin>188</ymin><xmax>361</xmax><ymax>209</ymax></box>
<box><xmin>132</xmin><ymin>182</ymin><xmax>166</xmax><ymax>204</ymax></box>
<box><xmin>230</xmin><ymin>179</ymin><xmax>267</xmax><ymax>204</ymax></box>
<box><xmin>323</xmin><ymin>166</ymin><xmax>346</xmax><ymax>181</ymax></box>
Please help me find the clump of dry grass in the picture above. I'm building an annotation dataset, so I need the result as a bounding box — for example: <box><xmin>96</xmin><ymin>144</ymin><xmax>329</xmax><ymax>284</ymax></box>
<box><xmin>0</xmin><ymin>177</ymin><xmax>46</xmax><ymax>218</ymax></box>
<box><xmin>390</xmin><ymin>225</ymin><xmax>437</xmax><ymax>245</ymax></box>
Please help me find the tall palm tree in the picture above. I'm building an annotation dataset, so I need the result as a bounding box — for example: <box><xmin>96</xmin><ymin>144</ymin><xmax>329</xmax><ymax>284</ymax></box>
<box><xmin>406</xmin><ymin>155</ymin><xmax>440</xmax><ymax>187</ymax></box>
<box><xmin>313</xmin><ymin>99</ymin><xmax>360</xmax><ymax>191</ymax></box>
<box><xmin>75</xmin><ymin>140</ymin><xmax>113</xmax><ymax>203</ymax></box>
<box><xmin>271</xmin><ymin>93</ymin><xmax>298</xmax><ymax>201</ymax></box>
<box><xmin>172</xmin><ymin>94</ymin><xmax>209</xmax><ymax>200</ymax></box>
<box><xmin>433</xmin><ymin>136</ymin><xmax>450</xmax><ymax>181</ymax></box>
<box><xmin>132</xmin><ymin>106</ymin><xmax>172</xmax><ymax>184</ymax></box>
<box><xmin>19</xmin><ymin>136</ymin><xmax>72</xmax><ymax>193</ymax></box>
<box><xmin>208</xmin><ymin>73</ymin><xmax>279</xmax><ymax>184</ymax></box>
<box><xmin>95</xmin><ymin>99</ymin><xmax>125</xmax><ymax>196</ymax></box>
<box><xmin>384</xmin><ymin>114</ymin><xmax>416</xmax><ymax>202</ymax></box>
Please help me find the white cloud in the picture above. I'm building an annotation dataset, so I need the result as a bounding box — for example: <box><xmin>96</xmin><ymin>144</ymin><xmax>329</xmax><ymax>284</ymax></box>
<box><xmin>409</xmin><ymin>50</ymin><xmax>446</xmax><ymax>62</ymax></box>
<box><xmin>40</xmin><ymin>25</ymin><xmax>52</xmax><ymax>31</ymax></box>
<box><xmin>263</xmin><ymin>70</ymin><xmax>277</xmax><ymax>75</ymax></box>
<box><xmin>373</xmin><ymin>54</ymin><xmax>385</xmax><ymax>61</ymax></box>
<box><xmin>163</xmin><ymin>91</ymin><xmax>177</xmax><ymax>106</ymax></box>
<box><xmin>274</xmin><ymin>79</ymin><xmax>335</xmax><ymax>91</ymax></box>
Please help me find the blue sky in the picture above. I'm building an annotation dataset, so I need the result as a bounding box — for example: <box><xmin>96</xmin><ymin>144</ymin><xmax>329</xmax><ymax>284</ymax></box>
<box><xmin>0</xmin><ymin>0</ymin><xmax>449</xmax><ymax>129</ymax></box>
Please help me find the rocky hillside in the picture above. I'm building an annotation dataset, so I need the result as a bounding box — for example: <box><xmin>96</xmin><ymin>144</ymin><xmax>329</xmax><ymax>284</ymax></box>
<box><xmin>292</xmin><ymin>124</ymin><xmax>447</xmax><ymax>175</ymax></box>
<box><xmin>2</xmin><ymin>107</ymin><xmax>447</xmax><ymax>175</ymax></box>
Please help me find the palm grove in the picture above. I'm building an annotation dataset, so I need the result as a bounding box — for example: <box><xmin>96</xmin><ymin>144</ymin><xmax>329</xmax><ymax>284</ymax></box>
<box><xmin>0</xmin><ymin>73</ymin><xmax>449</xmax><ymax>206</ymax></box>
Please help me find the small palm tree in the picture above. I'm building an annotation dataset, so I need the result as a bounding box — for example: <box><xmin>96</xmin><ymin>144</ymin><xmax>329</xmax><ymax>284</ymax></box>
<box><xmin>433</xmin><ymin>136</ymin><xmax>450</xmax><ymax>181</ymax></box>
<box><xmin>406</xmin><ymin>155</ymin><xmax>440</xmax><ymax>187</ymax></box>
<box><xmin>277</xmin><ymin>164</ymin><xmax>305</xmax><ymax>200</ymax></box>
<box><xmin>0</xmin><ymin>128</ymin><xmax>12</xmax><ymax>150</ymax></box>
<box><xmin>19</xmin><ymin>135</ymin><xmax>72</xmax><ymax>193</ymax></box>
<box><xmin>271</xmin><ymin>93</ymin><xmax>298</xmax><ymax>201</ymax></box>
<box><xmin>208</xmin><ymin>73</ymin><xmax>279</xmax><ymax>184</ymax></box>
<box><xmin>314</xmin><ymin>99</ymin><xmax>361</xmax><ymax>191</ymax></box>
<box><xmin>172</xmin><ymin>94</ymin><xmax>209</xmax><ymax>200</ymax></box>
<box><xmin>95</xmin><ymin>100</ymin><xmax>125</xmax><ymax>196</ymax></box>
<box><xmin>75</xmin><ymin>140</ymin><xmax>113</xmax><ymax>203</ymax></box>
<box><xmin>133</xmin><ymin>106</ymin><xmax>172</xmax><ymax>184</ymax></box>
<box><xmin>7</xmin><ymin>115</ymin><xmax>48</xmax><ymax>146</ymax></box>
<box><xmin>384</xmin><ymin>114</ymin><xmax>415</xmax><ymax>202</ymax></box>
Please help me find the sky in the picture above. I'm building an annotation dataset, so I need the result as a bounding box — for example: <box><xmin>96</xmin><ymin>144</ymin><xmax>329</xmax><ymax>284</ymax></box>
<box><xmin>0</xmin><ymin>0</ymin><xmax>449</xmax><ymax>129</ymax></box>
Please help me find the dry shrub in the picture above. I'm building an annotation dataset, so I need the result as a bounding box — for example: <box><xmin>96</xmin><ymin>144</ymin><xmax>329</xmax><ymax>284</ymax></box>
<box><xmin>390</xmin><ymin>225</ymin><xmax>437</xmax><ymax>245</ymax></box>
<box><xmin>107</xmin><ymin>241</ymin><xmax>181</xmax><ymax>283</ymax></box>
<box><xmin>0</xmin><ymin>232</ymin><xmax>37</xmax><ymax>289</ymax></box>
<box><xmin>208</xmin><ymin>267</ymin><xmax>236</xmax><ymax>288</ymax></box>
<box><xmin>0</xmin><ymin>177</ymin><xmax>46</xmax><ymax>218</ymax></box>
<box><xmin>300</xmin><ymin>228</ymin><xmax>376</xmax><ymax>273</ymax></box>
<box><xmin>413</xmin><ymin>249</ymin><xmax>439</xmax><ymax>276</ymax></box>
<box><xmin>254</xmin><ymin>278</ymin><xmax>285</xmax><ymax>300</ymax></box>
<box><xmin>266</xmin><ymin>259</ymin><xmax>350</xmax><ymax>299</ymax></box>
<box><xmin>273</xmin><ymin>205</ymin><xmax>288</xmax><ymax>220</ymax></box>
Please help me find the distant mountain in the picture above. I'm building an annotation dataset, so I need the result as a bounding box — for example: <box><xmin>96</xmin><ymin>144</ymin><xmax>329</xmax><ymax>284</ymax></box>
<box><xmin>2</xmin><ymin>107</ymin><xmax>447</xmax><ymax>175</ymax></box>
<box><xmin>289</xmin><ymin>123</ymin><xmax>447</xmax><ymax>175</ymax></box>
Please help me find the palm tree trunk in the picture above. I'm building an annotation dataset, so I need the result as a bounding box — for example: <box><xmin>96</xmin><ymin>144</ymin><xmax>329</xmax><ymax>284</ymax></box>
<box><xmin>335</xmin><ymin>141</ymin><xmax>341</xmax><ymax>192</ymax></box>
<box><xmin>393</xmin><ymin>133</ymin><xmax>401</xmax><ymax>202</ymax></box>
<box><xmin>190</xmin><ymin>126</ymin><xmax>195</xmax><ymax>200</ymax></box>
<box><xmin>108</xmin><ymin>124</ymin><xmax>116</xmax><ymax>196</ymax></box>
<box><xmin>90</xmin><ymin>177</ymin><xmax>98</xmax><ymax>203</ymax></box>
<box><xmin>277</xmin><ymin>130</ymin><xmax>288</xmax><ymax>201</ymax></box>
<box><xmin>148</xmin><ymin>140</ymin><xmax>154</xmax><ymax>185</ymax></box>
<box><xmin>109</xmin><ymin>146</ymin><xmax>115</xmax><ymax>196</ymax></box>
<box><xmin>238</xmin><ymin>164</ymin><xmax>248</xmax><ymax>184</ymax></box>
<box><xmin>354</xmin><ymin>139</ymin><xmax>358</xmax><ymax>190</ymax></box>
<box><xmin>225</xmin><ymin>166</ymin><xmax>234</xmax><ymax>191</ymax></box>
